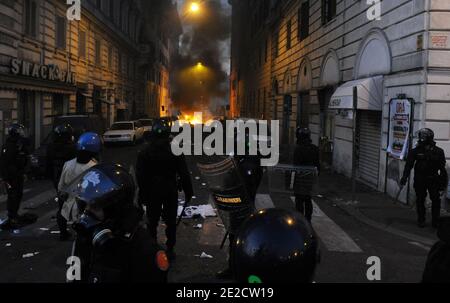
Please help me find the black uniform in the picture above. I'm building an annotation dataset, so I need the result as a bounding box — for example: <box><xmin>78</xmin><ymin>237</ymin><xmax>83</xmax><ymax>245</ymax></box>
<box><xmin>46</xmin><ymin>140</ymin><xmax>76</xmax><ymax>189</ymax></box>
<box><xmin>0</xmin><ymin>135</ymin><xmax>30</xmax><ymax>220</ymax></box>
<box><xmin>74</xmin><ymin>208</ymin><xmax>167</xmax><ymax>283</ymax></box>
<box><xmin>293</xmin><ymin>138</ymin><xmax>320</xmax><ymax>222</ymax></box>
<box><xmin>401</xmin><ymin>142</ymin><xmax>447</xmax><ymax>226</ymax></box>
<box><xmin>136</xmin><ymin>137</ymin><xmax>193</xmax><ymax>252</ymax></box>
<box><xmin>422</xmin><ymin>217</ymin><xmax>450</xmax><ymax>283</ymax></box>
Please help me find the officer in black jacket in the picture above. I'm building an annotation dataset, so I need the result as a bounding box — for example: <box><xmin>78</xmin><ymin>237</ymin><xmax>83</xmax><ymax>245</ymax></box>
<box><xmin>422</xmin><ymin>216</ymin><xmax>450</xmax><ymax>283</ymax></box>
<box><xmin>0</xmin><ymin>124</ymin><xmax>31</xmax><ymax>230</ymax></box>
<box><xmin>71</xmin><ymin>163</ymin><xmax>169</xmax><ymax>283</ymax></box>
<box><xmin>293</xmin><ymin>127</ymin><xmax>320</xmax><ymax>222</ymax></box>
<box><xmin>400</xmin><ymin>128</ymin><xmax>448</xmax><ymax>228</ymax></box>
<box><xmin>46</xmin><ymin>124</ymin><xmax>77</xmax><ymax>189</ymax></box>
<box><xmin>136</xmin><ymin>119</ymin><xmax>193</xmax><ymax>260</ymax></box>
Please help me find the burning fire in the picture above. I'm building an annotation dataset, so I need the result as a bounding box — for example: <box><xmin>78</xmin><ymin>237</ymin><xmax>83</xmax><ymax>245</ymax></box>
<box><xmin>177</xmin><ymin>111</ymin><xmax>215</xmax><ymax>126</ymax></box>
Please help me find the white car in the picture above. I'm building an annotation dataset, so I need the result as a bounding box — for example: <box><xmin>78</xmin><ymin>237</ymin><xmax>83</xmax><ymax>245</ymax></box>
<box><xmin>139</xmin><ymin>119</ymin><xmax>154</xmax><ymax>132</ymax></box>
<box><xmin>103</xmin><ymin>121</ymin><xmax>144</xmax><ymax>144</ymax></box>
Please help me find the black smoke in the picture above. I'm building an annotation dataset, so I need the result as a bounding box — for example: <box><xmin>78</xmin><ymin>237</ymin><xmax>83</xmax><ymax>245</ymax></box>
<box><xmin>172</xmin><ymin>0</ymin><xmax>231</xmax><ymax>113</ymax></box>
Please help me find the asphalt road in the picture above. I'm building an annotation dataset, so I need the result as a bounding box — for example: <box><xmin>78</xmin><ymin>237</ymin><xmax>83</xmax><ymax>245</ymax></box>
<box><xmin>0</xmin><ymin>143</ymin><xmax>429</xmax><ymax>283</ymax></box>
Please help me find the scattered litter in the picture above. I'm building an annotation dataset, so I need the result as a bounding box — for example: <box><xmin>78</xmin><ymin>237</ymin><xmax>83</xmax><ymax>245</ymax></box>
<box><xmin>177</xmin><ymin>204</ymin><xmax>217</xmax><ymax>219</ymax></box>
<box><xmin>193</xmin><ymin>224</ymin><xmax>203</xmax><ymax>229</ymax></box>
<box><xmin>316</xmin><ymin>194</ymin><xmax>324</xmax><ymax>198</ymax></box>
<box><xmin>332</xmin><ymin>204</ymin><xmax>337</xmax><ymax>207</ymax></box>
<box><xmin>201</xmin><ymin>183</ymin><xmax>206</xmax><ymax>186</ymax></box>
<box><xmin>192</xmin><ymin>196</ymin><xmax>197</xmax><ymax>199</ymax></box>
<box><xmin>13</xmin><ymin>229</ymin><xmax>20</xmax><ymax>234</ymax></box>
<box><xmin>195</xmin><ymin>252</ymin><xmax>213</xmax><ymax>259</ymax></box>
<box><xmin>22</xmin><ymin>252</ymin><xmax>39</xmax><ymax>258</ymax></box>
<box><xmin>216</xmin><ymin>223</ymin><xmax>225</xmax><ymax>228</ymax></box>
<box><xmin>5</xmin><ymin>243</ymin><xmax>11</xmax><ymax>247</ymax></box>
<box><xmin>50</xmin><ymin>231</ymin><xmax>61</xmax><ymax>234</ymax></box>
<box><xmin>39</xmin><ymin>228</ymin><xmax>49</xmax><ymax>231</ymax></box>
<box><xmin>195</xmin><ymin>176</ymin><xmax>200</xmax><ymax>180</ymax></box>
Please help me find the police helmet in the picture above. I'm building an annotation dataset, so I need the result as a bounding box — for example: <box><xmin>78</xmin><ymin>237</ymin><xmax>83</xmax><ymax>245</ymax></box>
<box><xmin>74</xmin><ymin>163</ymin><xmax>135</xmax><ymax>218</ymax></box>
<box><xmin>417</xmin><ymin>128</ymin><xmax>435</xmax><ymax>144</ymax></box>
<box><xmin>77</xmin><ymin>132</ymin><xmax>102</xmax><ymax>154</ymax></box>
<box><xmin>8</xmin><ymin>123</ymin><xmax>26</xmax><ymax>138</ymax></box>
<box><xmin>151</xmin><ymin>119</ymin><xmax>171</xmax><ymax>138</ymax></box>
<box><xmin>232</xmin><ymin>208</ymin><xmax>319</xmax><ymax>283</ymax></box>
<box><xmin>296</xmin><ymin>127</ymin><xmax>311</xmax><ymax>142</ymax></box>
<box><xmin>54</xmin><ymin>123</ymin><xmax>74</xmax><ymax>142</ymax></box>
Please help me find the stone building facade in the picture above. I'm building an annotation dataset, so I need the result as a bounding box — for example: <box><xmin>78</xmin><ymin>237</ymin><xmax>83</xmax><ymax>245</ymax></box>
<box><xmin>0</xmin><ymin>0</ymin><xmax>180</xmax><ymax>148</ymax></box>
<box><xmin>230</xmin><ymin>0</ymin><xmax>450</xmax><ymax>202</ymax></box>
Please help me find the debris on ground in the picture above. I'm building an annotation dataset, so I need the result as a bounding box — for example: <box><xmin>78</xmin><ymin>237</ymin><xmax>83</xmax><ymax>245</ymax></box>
<box><xmin>195</xmin><ymin>176</ymin><xmax>200</xmax><ymax>180</ymax></box>
<box><xmin>193</xmin><ymin>224</ymin><xmax>203</xmax><ymax>229</ymax></box>
<box><xmin>50</xmin><ymin>231</ymin><xmax>60</xmax><ymax>234</ymax></box>
<box><xmin>22</xmin><ymin>252</ymin><xmax>39</xmax><ymax>258</ymax></box>
<box><xmin>39</xmin><ymin>228</ymin><xmax>49</xmax><ymax>231</ymax></box>
<box><xmin>195</xmin><ymin>252</ymin><xmax>213</xmax><ymax>259</ymax></box>
<box><xmin>13</xmin><ymin>230</ymin><xmax>20</xmax><ymax>234</ymax></box>
<box><xmin>216</xmin><ymin>223</ymin><xmax>225</xmax><ymax>228</ymax></box>
<box><xmin>5</xmin><ymin>243</ymin><xmax>11</xmax><ymax>247</ymax></box>
<box><xmin>177</xmin><ymin>204</ymin><xmax>217</xmax><ymax>219</ymax></box>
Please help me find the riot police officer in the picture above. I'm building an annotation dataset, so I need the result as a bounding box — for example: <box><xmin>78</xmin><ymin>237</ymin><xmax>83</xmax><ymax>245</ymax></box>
<box><xmin>422</xmin><ymin>216</ymin><xmax>450</xmax><ymax>283</ymax></box>
<box><xmin>400</xmin><ymin>128</ymin><xmax>448</xmax><ymax>228</ymax></box>
<box><xmin>70</xmin><ymin>163</ymin><xmax>169</xmax><ymax>283</ymax></box>
<box><xmin>293</xmin><ymin>127</ymin><xmax>320</xmax><ymax>222</ymax></box>
<box><xmin>216</xmin><ymin>132</ymin><xmax>263</xmax><ymax>280</ymax></box>
<box><xmin>0</xmin><ymin>124</ymin><xmax>32</xmax><ymax>230</ymax></box>
<box><xmin>136</xmin><ymin>119</ymin><xmax>193</xmax><ymax>260</ymax></box>
<box><xmin>58</xmin><ymin>132</ymin><xmax>101</xmax><ymax>240</ymax></box>
<box><xmin>232</xmin><ymin>208</ymin><xmax>320</xmax><ymax>283</ymax></box>
<box><xmin>47</xmin><ymin>124</ymin><xmax>77</xmax><ymax>190</ymax></box>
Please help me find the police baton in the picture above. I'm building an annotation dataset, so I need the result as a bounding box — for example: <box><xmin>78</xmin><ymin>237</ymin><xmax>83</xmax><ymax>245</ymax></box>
<box><xmin>220</xmin><ymin>232</ymin><xmax>229</xmax><ymax>250</ymax></box>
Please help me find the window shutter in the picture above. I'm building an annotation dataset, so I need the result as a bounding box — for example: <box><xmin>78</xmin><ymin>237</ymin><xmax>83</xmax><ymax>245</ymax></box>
<box><xmin>56</xmin><ymin>17</ymin><xmax>66</xmax><ymax>49</ymax></box>
<box><xmin>79</xmin><ymin>31</ymin><xmax>86</xmax><ymax>58</ymax></box>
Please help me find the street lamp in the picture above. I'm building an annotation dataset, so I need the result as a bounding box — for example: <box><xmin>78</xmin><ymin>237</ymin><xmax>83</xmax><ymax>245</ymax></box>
<box><xmin>190</xmin><ymin>2</ymin><xmax>200</xmax><ymax>13</ymax></box>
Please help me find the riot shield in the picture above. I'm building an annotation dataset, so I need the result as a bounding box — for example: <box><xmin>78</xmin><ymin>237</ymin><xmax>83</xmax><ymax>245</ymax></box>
<box><xmin>267</xmin><ymin>164</ymin><xmax>318</xmax><ymax>196</ymax></box>
<box><xmin>197</xmin><ymin>156</ymin><xmax>255</xmax><ymax>235</ymax></box>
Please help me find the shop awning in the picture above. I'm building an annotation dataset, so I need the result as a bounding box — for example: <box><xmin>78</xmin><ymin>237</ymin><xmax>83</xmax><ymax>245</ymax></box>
<box><xmin>329</xmin><ymin>76</ymin><xmax>383</xmax><ymax>111</ymax></box>
<box><xmin>0</xmin><ymin>73</ymin><xmax>76</xmax><ymax>94</ymax></box>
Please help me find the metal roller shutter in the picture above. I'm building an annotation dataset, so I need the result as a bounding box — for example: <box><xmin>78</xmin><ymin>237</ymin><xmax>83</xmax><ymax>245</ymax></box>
<box><xmin>356</xmin><ymin>110</ymin><xmax>382</xmax><ymax>188</ymax></box>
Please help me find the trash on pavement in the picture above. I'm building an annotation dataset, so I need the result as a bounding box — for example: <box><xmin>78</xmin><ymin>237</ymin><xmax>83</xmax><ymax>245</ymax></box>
<box><xmin>193</xmin><ymin>224</ymin><xmax>203</xmax><ymax>229</ymax></box>
<box><xmin>39</xmin><ymin>228</ymin><xmax>49</xmax><ymax>231</ymax></box>
<box><xmin>195</xmin><ymin>176</ymin><xmax>200</xmax><ymax>180</ymax></box>
<box><xmin>216</xmin><ymin>223</ymin><xmax>225</xmax><ymax>228</ymax></box>
<box><xmin>192</xmin><ymin>196</ymin><xmax>197</xmax><ymax>199</ymax></box>
<box><xmin>317</xmin><ymin>194</ymin><xmax>324</xmax><ymax>198</ymax></box>
<box><xmin>50</xmin><ymin>231</ymin><xmax>61</xmax><ymax>234</ymax></box>
<box><xmin>22</xmin><ymin>252</ymin><xmax>39</xmax><ymax>258</ymax></box>
<box><xmin>5</xmin><ymin>243</ymin><xmax>11</xmax><ymax>247</ymax></box>
<box><xmin>195</xmin><ymin>252</ymin><xmax>213</xmax><ymax>259</ymax></box>
<box><xmin>201</xmin><ymin>183</ymin><xmax>206</xmax><ymax>186</ymax></box>
<box><xmin>13</xmin><ymin>229</ymin><xmax>20</xmax><ymax>234</ymax></box>
<box><xmin>177</xmin><ymin>204</ymin><xmax>217</xmax><ymax>219</ymax></box>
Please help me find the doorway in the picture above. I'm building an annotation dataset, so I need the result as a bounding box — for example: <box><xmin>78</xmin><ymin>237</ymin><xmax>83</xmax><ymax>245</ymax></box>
<box><xmin>318</xmin><ymin>87</ymin><xmax>336</xmax><ymax>169</ymax></box>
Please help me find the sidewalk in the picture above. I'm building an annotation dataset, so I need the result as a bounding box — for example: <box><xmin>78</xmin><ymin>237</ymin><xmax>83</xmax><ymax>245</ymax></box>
<box><xmin>314</xmin><ymin>171</ymin><xmax>444</xmax><ymax>246</ymax></box>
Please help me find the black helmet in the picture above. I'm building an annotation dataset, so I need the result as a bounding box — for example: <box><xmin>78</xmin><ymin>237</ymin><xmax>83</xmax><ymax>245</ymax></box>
<box><xmin>8</xmin><ymin>123</ymin><xmax>26</xmax><ymax>138</ymax></box>
<box><xmin>296</xmin><ymin>127</ymin><xmax>311</xmax><ymax>142</ymax></box>
<box><xmin>232</xmin><ymin>208</ymin><xmax>319</xmax><ymax>283</ymax></box>
<box><xmin>418</xmin><ymin>128</ymin><xmax>434</xmax><ymax>145</ymax></box>
<box><xmin>151</xmin><ymin>119</ymin><xmax>171</xmax><ymax>138</ymax></box>
<box><xmin>54</xmin><ymin>123</ymin><xmax>74</xmax><ymax>143</ymax></box>
<box><xmin>74</xmin><ymin>163</ymin><xmax>135</xmax><ymax>217</ymax></box>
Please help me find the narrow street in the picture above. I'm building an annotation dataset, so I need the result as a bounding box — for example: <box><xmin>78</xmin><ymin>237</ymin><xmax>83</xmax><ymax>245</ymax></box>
<box><xmin>0</xmin><ymin>143</ymin><xmax>432</xmax><ymax>283</ymax></box>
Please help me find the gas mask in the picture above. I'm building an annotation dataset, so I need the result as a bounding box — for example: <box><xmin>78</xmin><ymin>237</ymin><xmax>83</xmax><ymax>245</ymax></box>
<box><xmin>73</xmin><ymin>211</ymin><xmax>115</xmax><ymax>249</ymax></box>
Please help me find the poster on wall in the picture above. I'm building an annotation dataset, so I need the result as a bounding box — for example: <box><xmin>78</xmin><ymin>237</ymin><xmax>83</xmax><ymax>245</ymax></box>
<box><xmin>387</xmin><ymin>98</ymin><xmax>412</xmax><ymax>160</ymax></box>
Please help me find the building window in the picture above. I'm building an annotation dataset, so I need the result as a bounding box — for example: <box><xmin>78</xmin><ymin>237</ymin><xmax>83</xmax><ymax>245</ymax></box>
<box><xmin>322</xmin><ymin>0</ymin><xmax>337</xmax><ymax>25</ymax></box>
<box><xmin>274</xmin><ymin>31</ymin><xmax>279</xmax><ymax>58</ymax></box>
<box><xmin>298</xmin><ymin>1</ymin><xmax>310</xmax><ymax>41</ymax></box>
<box><xmin>78</xmin><ymin>30</ymin><xmax>86</xmax><ymax>58</ymax></box>
<box><xmin>95</xmin><ymin>39</ymin><xmax>101</xmax><ymax>66</ymax></box>
<box><xmin>24</xmin><ymin>0</ymin><xmax>38</xmax><ymax>38</ymax></box>
<box><xmin>56</xmin><ymin>16</ymin><xmax>67</xmax><ymax>49</ymax></box>
<box><xmin>286</xmin><ymin>20</ymin><xmax>292</xmax><ymax>50</ymax></box>
<box><xmin>108</xmin><ymin>46</ymin><xmax>113</xmax><ymax>69</ymax></box>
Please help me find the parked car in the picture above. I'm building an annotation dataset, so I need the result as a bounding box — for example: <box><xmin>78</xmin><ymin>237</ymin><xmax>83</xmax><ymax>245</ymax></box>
<box><xmin>139</xmin><ymin>118</ymin><xmax>154</xmax><ymax>132</ymax></box>
<box><xmin>29</xmin><ymin>114</ymin><xmax>105</xmax><ymax>178</ymax></box>
<box><xmin>103</xmin><ymin>121</ymin><xmax>145</xmax><ymax>145</ymax></box>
